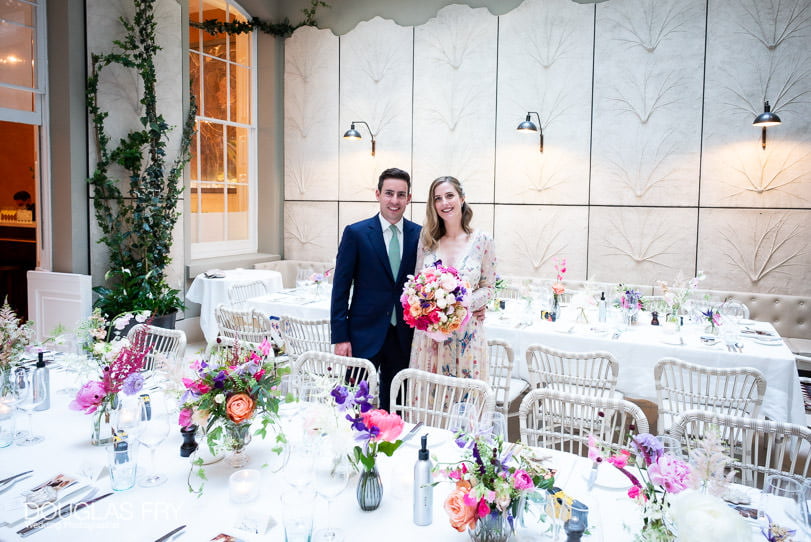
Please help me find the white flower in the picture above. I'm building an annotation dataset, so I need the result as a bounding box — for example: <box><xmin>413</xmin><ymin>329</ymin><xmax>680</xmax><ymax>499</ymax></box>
<box><xmin>214</xmin><ymin>393</ymin><xmax>225</xmax><ymax>404</ymax></box>
<box><xmin>135</xmin><ymin>311</ymin><xmax>149</xmax><ymax>323</ymax></box>
<box><xmin>670</xmin><ymin>492</ymin><xmax>749</xmax><ymax>540</ymax></box>
<box><xmin>440</xmin><ymin>274</ymin><xmax>457</xmax><ymax>292</ymax></box>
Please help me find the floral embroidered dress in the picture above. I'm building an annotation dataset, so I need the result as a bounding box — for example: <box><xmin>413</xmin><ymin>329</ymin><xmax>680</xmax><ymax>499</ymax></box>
<box><xmin>409</xmin><ymin>230</ymin><xmax>497</xmax><ymax>381</ymax></box>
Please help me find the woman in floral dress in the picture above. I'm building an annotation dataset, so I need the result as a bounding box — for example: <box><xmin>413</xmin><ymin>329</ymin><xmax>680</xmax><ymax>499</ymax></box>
<box><xmin>409</xmin><ymin>176</ymin><xmax>497</xmax><ymax>381</ymax></box>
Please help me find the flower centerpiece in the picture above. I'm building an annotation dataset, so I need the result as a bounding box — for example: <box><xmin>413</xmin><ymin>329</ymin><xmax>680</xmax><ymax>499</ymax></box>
<box><xmin>401</xmin><ymin>260</ymin><xmax>471</xmax><ymax>341</ymax></box>
<box><xmin>331</xmin><ymin>381</ymin><xmax>405</xmax><ymax>511</ymax></box>
<box><xmin>701</xmin><ymin>308</ymin><xmax>722</xmax><ymax>335</ymax></box>
<box><xmin>69</xmin><ymin>326</ymin><xmax>151</xmax><ymax>445</ymax></box>
<box><xmin>685</xmin><ymin>427</ymin><xmax>736</xmax><ymax>496</ymax></box>
<box><xmin>178</xmin><ymin>339</ymin><xmax>288</xmax><ymax>475</ymax></box>
<box><xmin>548</xmin><ymin>258</ymin><xmax>567</xmax><ymax>321</ymax></box>
<box><xmin>617</xmin><ymin>285</ymin><xmax>643</xmax><ymax>326</ymax></box>
<box><xmin>0</xmin><ymin>298</ymin><xmax>34</xmax><ymax>399</ymax></box>
<box><xmin>308</xmin><ymin>267</ymin><xmax>333</xmax><ymax>298</ymax></box>
<box><xmin>588</xmin><ymin>433</ymin><xmax>691</xmax><ymax>542</ymax></box>
<box><xmin>655</xmin><ymin>272</ymin><xmax>705</xmax><ymax>324</ymax></box>
<box><xmin>438</xmin><ymin>432</ymin><xmax>556</xmax><ymax>542</ymax></box>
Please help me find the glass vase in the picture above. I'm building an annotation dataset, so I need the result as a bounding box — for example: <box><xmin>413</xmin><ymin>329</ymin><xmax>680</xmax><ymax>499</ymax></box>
<box><xmin>224</xmin><ymin>421</ymin><xmax>252</xmax><ymax>468</ymax></box>
<box><xmin>550</xmin><ymin>295</ymin><xmax>560</xmax><ymax>322</ymax></box>
<box><xmin>91</xmin><ymin>406</ymin><xmax>115</xmax><ymax>446</ymax></box>
<box><xmin>356</xmin><ymin>465</ymin><xmax>383</xmax><ymax>511</ymax></box>
<box><xmin>469</xmin><ymin>510</ymin><xmax>511</xmax><ymax>542</ymax></box>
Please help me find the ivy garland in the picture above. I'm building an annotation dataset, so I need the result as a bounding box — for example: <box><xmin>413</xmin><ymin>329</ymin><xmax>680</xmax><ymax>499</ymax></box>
<box><xmin>87</xmin><ymin>0</ymin><xmax>197</xmax><ymax>318</ymax></box>
<box><xmin>191</xmin><ymin>0</ymin><xmax>329</xmax><ymax>37</ymax></box>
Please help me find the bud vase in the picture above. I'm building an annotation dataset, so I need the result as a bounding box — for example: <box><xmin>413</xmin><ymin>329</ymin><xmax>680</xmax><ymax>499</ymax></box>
<box><xmin>356</xmin><ymin>465</ymin><xmax>383</xmax><ymax>511</ymax></box>
<box><xmin>91</xmin><ymin>406</ymin><xmax>115</xmax><ymax>446</ymax></box>
<box><xmin>224</xmin><ymin>421</ymin><xmax>252</xmax><ymax>468</ymax></box>
<box><xmin>469</xmin><ymin>510</ymin><xmax>511</xmax><ymax>542</ymax></box>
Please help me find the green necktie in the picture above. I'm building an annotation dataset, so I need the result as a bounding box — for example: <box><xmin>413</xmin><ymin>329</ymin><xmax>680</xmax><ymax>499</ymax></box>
<box><xmin>388</xmin><ymin>224</ymin><xmax>400</xmax><ymax>325</ymax></box>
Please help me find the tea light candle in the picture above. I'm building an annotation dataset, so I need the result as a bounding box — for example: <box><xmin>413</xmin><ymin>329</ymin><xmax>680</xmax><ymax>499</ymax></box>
<box><xmin>229</xmin><ymin>469</ymin><xmax>261</xmax><ymax>503</ymax></box>
<box><xmin>0</xmin><ymin>402</ymin><xmax>13</xmax><ymax>419</ymax></box>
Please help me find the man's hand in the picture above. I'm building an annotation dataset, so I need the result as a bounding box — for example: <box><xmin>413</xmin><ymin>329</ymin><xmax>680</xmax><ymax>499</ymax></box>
<box><xmin>334</xmin><ymin>342</ymin><xmax>352</xmax><ymax>357</ymax></box>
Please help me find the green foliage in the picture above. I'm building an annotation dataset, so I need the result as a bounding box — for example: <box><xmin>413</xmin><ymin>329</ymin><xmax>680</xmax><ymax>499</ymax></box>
<box><xmin>191</xmin><ymin>0</ymin><xmax>329</xmax><ymax>37</ymax></box>
<box><xmin>87</xmin><ymin>0</ymin><xmax>196</xmax><ymax>319</ymax></box>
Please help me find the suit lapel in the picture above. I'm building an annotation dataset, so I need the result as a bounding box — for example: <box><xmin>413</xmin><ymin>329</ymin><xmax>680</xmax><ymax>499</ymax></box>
<box><xmin>366</xmin><ymin>217</ymin><xmax>394</xmax><ymax>282</ymax></box>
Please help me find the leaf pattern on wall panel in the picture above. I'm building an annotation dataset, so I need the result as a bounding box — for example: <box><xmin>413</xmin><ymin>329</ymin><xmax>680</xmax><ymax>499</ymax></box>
<box><xmin>283</xmin><ymin>202</ymin><xmax>338</xmax><ymax>261</ymax></box>
<box><xmin>493</xmin><ymin>205</ymin><xmax>588</xmax><ymax>278</ymax></box>
<box><xmin>722</xmin><ymin>146</ymin><xmax>810</xmax><ymax>199</ymax></box>
<box><xmin>605</xmin><ymin>0</ymin><xmax>694</xmax><ymax>53</ymax></box>
<box><xmin>604</xmin><ymin>133</ymin><xmax>681</xmax><ymax>199</ymax></box>
<box><xmin>588</xmin><ymin>207</ymin><xmax>698</xmax><ymax>285</ymax></box>
<box><xmin>413</xmin><ymin>5</ymin><xmax>497</xmax><ymax>203</ymax></box>
<box><xmin>720</xmin><ymin>56</ymin><xmax>811</xmax><ymax>119</ymax></box>
<box><xmin>495</xmin><ymin>0</ymin><xmax>593</xmax><ymax>206</ymax></box>
<box><xmin>606</xmin><ymin>64</ymin><xmax>683</xmax><ymax>125</ymax></box>
<box><xmin>339</xmin><ymin>18</ymin><xmax>413</xmax><ymax>201</ymax></box>
<box><xmin>736</xmin><ymin>0</ymin><xmax>811</xmax><ymax>51</ymax></box>
<box><xmin>284</xmin><ymin>27</ymin><xmax>339</xmax><ymax>201</ymax></box>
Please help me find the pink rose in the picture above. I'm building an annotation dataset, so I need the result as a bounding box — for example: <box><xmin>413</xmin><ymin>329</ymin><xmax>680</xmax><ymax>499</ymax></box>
<box><xmin>178</xmin><ymin>408</ymin><xmax>193</xmax><ymax>427</ymax></box>
<box><xmin>648</xmin><ymin>454</ymin><xmax>691</xmax><ymax>494</ymax></box>
<box><xmin>361</xmin><ymin>409</ymin><xmax>404</xmax><ymax>442</ymax></box>
<box><xmin>512</xmin><ymin>469</ymin><xmax>534</xmax><ymax>490</ymax></box>
<box><xmin>628</xmin><ymin>485</ymin><xmax>644</xmax><ymax>500</ymax></box>
<box><xmin>444</xmin><ymin>487</ymin><xmax>477</xmax><ymax>532</ymax></box>
<box><xmin>606</xmin><ymin>450</ymin><xmax>631</xmax><ymax>468</ymax></box>
<box><xmin>69</xmin><ymin>381</ymin><xmax>108</xmax><ymax>414</ymax></box>
<box><xmin>476</xmin><ymin>498</ymin><xmax>491</xmax><ymax>518</ymax></box>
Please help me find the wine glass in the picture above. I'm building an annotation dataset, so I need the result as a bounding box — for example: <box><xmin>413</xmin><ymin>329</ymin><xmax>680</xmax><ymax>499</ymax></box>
<box><xmin>758</xmin><ymin>474</ymin><xmax>806</xmax><ymax>533</ymax></box>
<box><xmin>137</xmin><ymin>393</ymin><xmax>171</xmax><ymax>487</ymax></box>
<box><xmin>285</xmin><ymin>441</ymin><xmax>315</xmax><ymax>490</ymax></box>
<box><xmin>313</xmin><ymin>448</ymin><xmax>351</xmax><ymax>541</ymax></box>
<box><xmin>480</xmin><ymin>411</ymin><xmax>508</xmax><ymax>441</ymax></box>
<box><xmin>113</xmin><ymin>395</ymin><xmax>143</xmax><ymax>441</ymax></box>
<box><xmin>14</xmin><ymin>368</ymin><xmax>46</xmax><ymax>446</ymax></box>
<box><xmin>447</xmin><ymin>401</ymin><xmax>478</xmax><ymax>438</ymax></box>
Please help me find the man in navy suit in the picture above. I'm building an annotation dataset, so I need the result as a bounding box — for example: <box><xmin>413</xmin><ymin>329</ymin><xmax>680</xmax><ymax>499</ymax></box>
<box><xmin>331</xmin><ymin>168</ymin><xmax>421</xmax><ymax>410</ymax></box>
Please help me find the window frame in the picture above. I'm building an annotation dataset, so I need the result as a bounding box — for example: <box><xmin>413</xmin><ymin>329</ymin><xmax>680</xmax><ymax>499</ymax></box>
<box><xmin>188</xmin><ymin>0</ymin><xmax>257</xmax><ymax>260</ymax></box>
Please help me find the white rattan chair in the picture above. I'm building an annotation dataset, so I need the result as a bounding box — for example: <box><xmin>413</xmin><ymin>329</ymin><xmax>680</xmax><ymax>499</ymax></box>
<box><xmin>671</xmin><ymin>410</ymin><xmax>811</xmax><ymax>487</ymax></box>
<box><xmin>654</xmin><ymin>358</ymin><xmax>766</xmax><ymax>434</ymax></box>
<box><xmin>214</xmin><ymin>304</ymin><xmax>279</xmax><ymax>351</ymax></box>
<box><xmin>127</xmin><ymin>324</ymin><xmax>186</xmax><ymax>372</ymax></box>
<box><xmin>525</xmin><ymin>344</ymin><xmax>620</xmax><ymax>398</ymax></box>
<box><xmin>292</xmin><ymin>350</ymin><xmax>379</xmax><ymax>401</ymax></box>
<box><xmin>279</xmin><ymin>316</ymin><xmax>331</xmax><ymax>360</ymax></box>
<box><xmin>518</xmin><ymin>388</ymin><xmax>649</xmax><ymax>456</ymax></box>
<box><xmin>227</xmin><ymin>280</ymin><xmax>269</xmax><ymax>307</ymax></box>
<box><xmin>389</xmin><ymin>368</ymin><xmax>495</xmax><ymax>430</ymax></box>
<box><xmin>487</xmin><ymin>339</ymin><xmax>529</xmax><ymax>419</ymax></box>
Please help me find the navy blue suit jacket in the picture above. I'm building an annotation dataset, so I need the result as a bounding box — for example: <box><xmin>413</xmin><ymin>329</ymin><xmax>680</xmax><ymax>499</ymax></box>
<box><xmin>330</xmin><ymin>215</ymin><xmax>421</xmax><ymax>359</ymax></box>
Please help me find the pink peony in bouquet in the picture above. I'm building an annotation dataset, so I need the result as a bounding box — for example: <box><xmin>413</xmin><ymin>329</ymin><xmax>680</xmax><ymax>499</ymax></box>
<box><xmin>401</xmin><ymin>261</ymin><xmax>471</xmax><ymax>341</ymax></box>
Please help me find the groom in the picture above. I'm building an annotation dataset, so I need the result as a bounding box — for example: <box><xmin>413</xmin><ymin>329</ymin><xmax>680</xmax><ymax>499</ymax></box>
<box><xmin>330</xmin><ymin>167</ymin><xmax>421</xmax><ymax>410</ymax></box>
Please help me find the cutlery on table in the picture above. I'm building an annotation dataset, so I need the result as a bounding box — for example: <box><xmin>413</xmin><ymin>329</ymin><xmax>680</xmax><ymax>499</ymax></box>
<box><xmin>0</xmin><ymin>471</ymin><xmax>33</xmax><ymax>494</ymax></box>
<box><xmin>154</xmin><ymin>524</ymin><xmax>187</xmax><ymax>542</ymax></box>
<box><xmin>0</xmin><ymin>470</ymin><xmax>33</xmax><ymax>486</ymax></box>
<box><xmin>1</xmin><ymin>485</ymin><xmax>93</xmax><ymax>528</ymax></box>
<box><xmin>586</xmin><ymin>461</ymin><xmax>599</xmax><ymax>491</ymax></box>
<box><xmin>399</xmin><ymin>421</ymin><xmax>425</xmax><ymax>444</ymax></box>
<box><xmin>16</xmin><ymin>491</ymin><xmax>113</xmax><ymax>537</ymax></box>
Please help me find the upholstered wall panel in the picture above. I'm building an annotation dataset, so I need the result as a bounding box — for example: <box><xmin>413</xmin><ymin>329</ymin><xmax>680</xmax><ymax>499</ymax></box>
<box><xmin>495</xmin><ymin>0</ymin><xmax>594</xmax><ymax>205</ymax></box>
<box><xmin>283</xmin><ymin>201</ymin><xmax>338</xmax><ymax>261</ymax></box>
<box><xmin>339</xmin><ymin>18</ymin><xmax>414</xmax><ymax>201</ymax></box>
<box><xmin>284</xmin><ymin>27</ymin><xmax>339</xmax><ymax>201</ymax></box>
<box><xmin>412</xmin><ymin>5</ymin><xmax>498</xmax><ymax>204</ymax></box>
<box><xmin>701</xmin><ymin>0</ymin><xmax>811</xmax><ymax>208</ymax></box>
<box><xmin>591</xmin><ymin>0</ymin><xmax>705</xmax><ymax>207</ymax></box>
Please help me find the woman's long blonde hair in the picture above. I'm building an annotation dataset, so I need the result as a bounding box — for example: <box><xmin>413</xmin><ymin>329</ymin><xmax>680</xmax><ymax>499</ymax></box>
<box><xmin>420</xmin><ymin>176</ymin><xmax>473</xmax><ymax>252</ymax></box>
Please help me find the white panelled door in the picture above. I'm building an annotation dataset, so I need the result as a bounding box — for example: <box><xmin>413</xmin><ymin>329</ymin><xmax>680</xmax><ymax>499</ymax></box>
<box><xmin>27</xmin><ymin>271</ymin><xmax>92</xmax><ymax>340</ymax></box>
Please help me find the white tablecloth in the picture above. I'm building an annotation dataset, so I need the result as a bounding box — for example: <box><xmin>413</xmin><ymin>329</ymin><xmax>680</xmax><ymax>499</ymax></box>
<box><xmin>244</xmin><ymin>293</ymin><xmax>805</xmax><ymax>425</ymax></box>
<box><xmin>186</xmin><ymin>269</ymin><xmax>284</xmax><ymax>343</ymax></box>
<box><xmin>0</xmin><ymin>372</ymin><xmax>778</xmax><ymax>541</ymax></box>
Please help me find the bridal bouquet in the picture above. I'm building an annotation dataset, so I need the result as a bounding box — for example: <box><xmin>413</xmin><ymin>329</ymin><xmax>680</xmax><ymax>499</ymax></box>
<box><xmin>401</xmin><ymin>261</ymin><xmax>471</xmax><ymax>341</ymax></box>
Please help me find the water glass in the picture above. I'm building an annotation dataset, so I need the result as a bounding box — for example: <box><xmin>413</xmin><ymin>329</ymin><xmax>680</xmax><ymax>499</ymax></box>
<box><xmin>282</xmin><ymin>488</ymin><xmax>315</xmax><ymax>542</ymax></box>
<box><xmin>563</xmin><ymin>500</ymin><xmax>589</xmax><ymax>540</ymax></box>
<box><xmin>759</xmin><ymin>474</ymin><xmax>806</xmax><ymax>532</ymax></box>
<box><xmin>447</xmin><ymin>401</ymin><xmax>478</xmax><ymax>436</ymax></box>
<box><xmin>108</xmin><ymin>440</ymin><xmax>139</xmax><ymax>491</ymax></box>
<box><xmin>0</xmin><ymin>403</ymin><xmax>15</xmax><ymax>448</ymax></box>
<box><xmin>480</xmin><ymin>411</ymin><xmax>508</xmax><ymax>441</ymax></box>
<box><xmin>655</xmin><ymin>435</ymin><xmax>684</xmax><ymax>458</ymax></box>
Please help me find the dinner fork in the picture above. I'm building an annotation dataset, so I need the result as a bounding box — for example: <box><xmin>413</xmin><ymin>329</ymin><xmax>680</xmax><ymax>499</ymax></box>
<box><xmin>0</xmin><ymin>471</ymin><xmax>33</xmax><ymax>494</ymax></box>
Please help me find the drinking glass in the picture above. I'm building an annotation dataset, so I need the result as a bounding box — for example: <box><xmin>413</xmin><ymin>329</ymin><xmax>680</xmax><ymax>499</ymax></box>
<box><xmin>655</xmin><ymin>435</ymin><xmax>684</xmax><ymax>459</ymax></box>
<box><xmin>545</xmin><ymin>491</ymin><xmax>571</xmax><ymax>541</ymax></box>
<box><xmin>285</xmin><ymin>441</ymin><xmax>315</xmax><ymax>490</ymax></box>
<box><xmin>447</xmin><ymin>401</ymin><xmax>478</xmax><ymax>437</ymax></box>
<box><xmin>108</xmin><ymin>440</ymin><xmax>139</xmax><ymax>491</ymax></box>
<box><xmin>759</xmin><ymin>474</ymin><xmax>806</xmax><ymax>533</ymax></box>
<box><xmin>480</xmin><ymin>411</ymin><xmax>508</xmax><ymax>441</ymax></box>
<box><xmin>313</xmin><ymin>449</ymin><xmax>351</xmax><ymax>541</ymax></box>
<box><xmin>282</xmin><ymin>488</ymin><xmax>316</xmax><ymax>542</ymax></box>
<box><xmin>137</xmin><ymin>393</ymin><xmax>171</xmax><ymax>487</ymax></box>
<box><xmin>14</xmin><ymin>368</ymin><xmax>46</xmax><ymax>446</ymax></box>
<box><xmin>113</xmin><ymin>395</ymin><xmax>143</xmax><ymax>441</ymax></box>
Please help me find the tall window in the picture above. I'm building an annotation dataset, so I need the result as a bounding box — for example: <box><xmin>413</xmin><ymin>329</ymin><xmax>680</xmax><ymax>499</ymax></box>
<box><xmin>188</xmin><ymin>0</ymin><xmax>256</xmax><ymax>258</ymax></box>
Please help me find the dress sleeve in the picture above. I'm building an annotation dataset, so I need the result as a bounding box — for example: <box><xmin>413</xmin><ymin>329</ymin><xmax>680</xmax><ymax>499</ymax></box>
<box><xmin>468</xmin><ymin>233</ymin><xmax>497</xmax><ymax>312</ymax></box>
<box><xmin>414</xmin><ymin>238</ymin><xmax>426</xmax><ymax>274</ymax></box>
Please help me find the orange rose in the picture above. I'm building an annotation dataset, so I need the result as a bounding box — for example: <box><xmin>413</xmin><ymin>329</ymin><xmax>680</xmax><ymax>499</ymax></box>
<box><xmin>444</xmin><ymin>487</ymin><xmax>477</xmax><ymax>532</ymax></box>
<box><xmin>226</xmin><ymin>393</ymin><xmax>255</xmax><ymax>423</ymax></box>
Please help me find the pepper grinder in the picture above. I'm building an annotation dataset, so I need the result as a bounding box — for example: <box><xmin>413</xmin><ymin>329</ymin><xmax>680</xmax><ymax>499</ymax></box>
<box><xmin>180</xmin><ymin>424</ymin><xmax>198</xmax><ymax>457</ymax></box>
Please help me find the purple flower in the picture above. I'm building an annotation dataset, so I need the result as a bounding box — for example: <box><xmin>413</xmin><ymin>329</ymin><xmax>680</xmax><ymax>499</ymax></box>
<box><xmin>632</xmin><ymin>433</ymin><xmax>663</xmax><ymax>466</ymax></box>
<box><xmin>121</xmin><ymin>373</ymin><xmax>144</xmax><ymax>395</ymax></box>
<box><xmin>213</xmin><ymin>370</ymin><xmax>227</xmax><ymax>389</ymax></box>
<box><xmin>332</xmin><ymin>385</ymin><xmax>349</xmax><ymax>406</ymax></box>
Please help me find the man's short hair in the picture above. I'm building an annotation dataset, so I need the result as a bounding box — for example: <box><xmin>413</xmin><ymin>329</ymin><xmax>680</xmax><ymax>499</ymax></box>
<box><xmin>13</xmin><ymin>191</ymin><xmax>31</xmax><ymax>201</ymax></box>
<box><xmin>377</xmin><ymin>168</ymin><xmax>411</xmax><ymax>192</ymax></box>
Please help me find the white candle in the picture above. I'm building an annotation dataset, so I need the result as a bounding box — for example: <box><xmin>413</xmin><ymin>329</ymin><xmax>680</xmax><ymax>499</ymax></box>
<box><xmin>229</xmin><ymin>469</ymin><xmax>260</xmax><ymax>503</ymax></box>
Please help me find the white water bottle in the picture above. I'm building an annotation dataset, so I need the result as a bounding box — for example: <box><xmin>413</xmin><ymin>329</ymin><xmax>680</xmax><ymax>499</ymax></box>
<box><xmin>33</xmin><ymin>352</ymin><xmax>50</xmax><ymax>411</ymax></box>
<box><xmin>413</xmin><ymin>434</ymin><xmax>433</xmax><ymax>525</ymax></box>
<box><xmin>598</xmin><ymin>292</ymin><xmax>607</xmax><ymax>323</ymax></box>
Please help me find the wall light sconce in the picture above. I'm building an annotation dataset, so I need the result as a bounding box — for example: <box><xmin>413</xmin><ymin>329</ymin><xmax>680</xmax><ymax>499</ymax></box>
<box><xmin>752</xmin><ymin>101</ymin><xmax>781</xmax><ymax>150</ymax></box>
<box><xmin>343</xmin><ymin>120</ymin><xmax>376</xmax><ymax>156</ymax></box>
<box><xmin>516</xmin><ymin>112</ymin><xmax>544</xmax><ymax>153</ymax></box>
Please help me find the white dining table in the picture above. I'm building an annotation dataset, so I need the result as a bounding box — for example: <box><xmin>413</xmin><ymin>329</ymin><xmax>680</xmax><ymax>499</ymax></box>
<box><xmin>246</xmin><ymin>292</ymin><xmax>806</xmax><ymax>426</ymax></box>
<box><xmin>186</xmin><ymin>269</ymin><xmax>284</xmax><ymax>344</ymax></box>
<box><xmin>0</xmin><ymin>370</ymin><xmax>781</xmax><ymax>542</ymax></box>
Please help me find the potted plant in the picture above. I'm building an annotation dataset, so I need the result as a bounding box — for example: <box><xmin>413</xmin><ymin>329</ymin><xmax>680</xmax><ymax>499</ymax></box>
<box><xmin>87</xmin><ymin>0</ymin><xmax>196</xmax><ymax>326</ymax></box>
